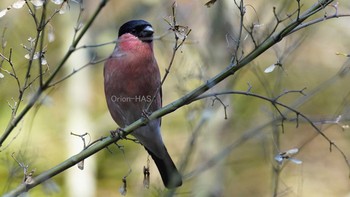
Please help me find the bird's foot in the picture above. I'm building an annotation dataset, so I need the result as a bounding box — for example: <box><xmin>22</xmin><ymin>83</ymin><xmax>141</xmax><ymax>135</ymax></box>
<box><xmin>110</xmin><ymin>128</ymin><xmax>126</xmax><ymax>139</ymax></box>
<box><xmin>141</xmin><ymin>109</ymin><xmax>152</xmax><ymax>120</ymax></box>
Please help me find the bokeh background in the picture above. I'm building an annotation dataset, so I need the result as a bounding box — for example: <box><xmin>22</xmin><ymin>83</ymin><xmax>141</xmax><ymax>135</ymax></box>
<box><xmin>1</xmin><ymin>0</ymin><xmax>350</xmax><ymax>196</ymax></box>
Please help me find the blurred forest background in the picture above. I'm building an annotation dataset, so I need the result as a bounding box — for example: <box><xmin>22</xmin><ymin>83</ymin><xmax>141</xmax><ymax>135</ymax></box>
<box><xmin>1</xmin><ymin>0</ymin><xmax>350</xmax><ymax>196</ymax></box>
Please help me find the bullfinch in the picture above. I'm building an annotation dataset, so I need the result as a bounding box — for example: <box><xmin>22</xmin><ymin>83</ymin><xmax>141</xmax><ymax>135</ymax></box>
<box><xmin>104</xmin><ymin>20</ymin><xmax>182</xmax><ymax>188</ymax></box>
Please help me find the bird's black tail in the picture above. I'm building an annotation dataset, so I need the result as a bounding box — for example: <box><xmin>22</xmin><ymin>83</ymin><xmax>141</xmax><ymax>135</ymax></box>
<box><xmin>145</xmin><ymin>147</ymin><xmax>182</xmax><ymax>188</ymax></box>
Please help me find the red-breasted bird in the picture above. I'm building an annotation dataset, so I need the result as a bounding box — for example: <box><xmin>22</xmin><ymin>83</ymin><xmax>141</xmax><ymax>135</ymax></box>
<box><xmin>104</xmin><ymin>20</ymin><xmax>182</xmax><ymax>188</ymax></box>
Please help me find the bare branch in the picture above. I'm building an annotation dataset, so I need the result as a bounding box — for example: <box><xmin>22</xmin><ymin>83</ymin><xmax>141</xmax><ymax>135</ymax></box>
<box><xmin>211</xmin><ymin>96</ymin><xmax>228</xmax><ymax>119</ymax></box>
<box><xmin>195</xmin><ymin>90</ymin><xmax>350</xmax><ymax>170</ymax></box>
<box><xmin>0</xmin><ymin>0</ymin><xmax>109</xmax><ymax>147</ymax></box>
<box><xmin>146</xmin><ymin>2</ymin><xmax>192</xmax><ymax>112</ymax></box>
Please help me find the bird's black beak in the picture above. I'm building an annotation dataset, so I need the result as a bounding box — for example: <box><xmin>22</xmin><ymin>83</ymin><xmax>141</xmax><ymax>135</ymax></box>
<box><xmin>140</xmin><ymin>26</ymin><xmax>154</xmax><ymax>42</ymax></box>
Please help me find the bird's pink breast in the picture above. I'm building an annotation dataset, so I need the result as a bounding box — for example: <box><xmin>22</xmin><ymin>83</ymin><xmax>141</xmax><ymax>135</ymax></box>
<box><xmin>104</xmin><ymin>34</ymin><xmax>161</xmax><ymax>126</ymax></box>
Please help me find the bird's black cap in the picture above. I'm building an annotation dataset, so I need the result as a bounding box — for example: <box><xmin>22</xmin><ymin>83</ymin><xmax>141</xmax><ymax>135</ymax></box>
<box><xmin>118</xmin><ymin>20</ymin><xmax>154</xmax><ymax>42</ymax></box>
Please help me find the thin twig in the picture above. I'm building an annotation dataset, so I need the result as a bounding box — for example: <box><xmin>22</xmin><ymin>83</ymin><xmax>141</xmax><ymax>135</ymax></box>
<box><xmin>38</xmin><ymin>1</ymin><xmax>47</xmax><ymax>88</ymax></box>
<box><xmin>146</xmin><ymin>2</ymin><xmax>191</xmax><ymax>112</ymax></box>
<box><xmin>49</xmin><ymin>56</ymin><xmax>108</xmax><ymax>87</ymax></box>
<box><xmin>231</xmin><ymin>0</ymin><xmax>245</xmax><ymax>64</ymax></box>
